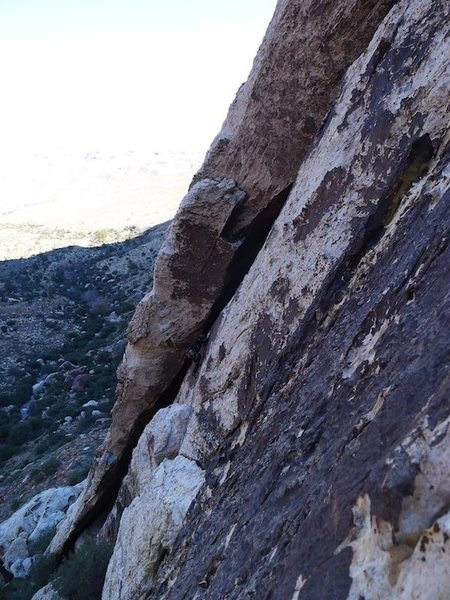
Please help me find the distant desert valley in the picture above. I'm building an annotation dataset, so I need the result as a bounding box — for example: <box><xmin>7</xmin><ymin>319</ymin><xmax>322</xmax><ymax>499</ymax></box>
<box><xmin>0</xmin><ymin>148</ymin><xmax>201</xmax><ymax>260</ymax></box>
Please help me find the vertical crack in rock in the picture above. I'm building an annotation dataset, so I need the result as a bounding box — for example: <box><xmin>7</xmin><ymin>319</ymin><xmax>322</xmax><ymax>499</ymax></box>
<box><xmin>53</xmin><ymin>363</ymin><xmax>191</xmax><ymax>558</ymax></box>
<box><xmin>51</xmin><ymin>182</ymin><xmax>291</xmax><ymax>558</ymax></box>
<box><xmin>206</xmin><ymin>183</ymin><xmax>293</xmax><ymax>329</ymax></box>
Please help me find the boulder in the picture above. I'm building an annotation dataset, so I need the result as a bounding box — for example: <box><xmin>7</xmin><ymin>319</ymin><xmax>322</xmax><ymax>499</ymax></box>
<box><xmin>99</xmin><ymin>403</ymin><xmax>192</xmax><ymax>540</ymax></box>
<box><xmin>101</xmin><ymin>456</ymin><xmax>205</xmax><ymax>600</ymax></box>
<box><xmin>82</xmin><ymin>400</ymin><xmax>98</xmax><ymax>408</ymax></box>
<box><xmin>0</xmin><ymin>485</ymin><xmax>82</xmax><ymax>578</ymax></box>
<box><xmin>70</xmin><ymin>373</ymin><xmax>93</xmax><ymax>392</ymax></box>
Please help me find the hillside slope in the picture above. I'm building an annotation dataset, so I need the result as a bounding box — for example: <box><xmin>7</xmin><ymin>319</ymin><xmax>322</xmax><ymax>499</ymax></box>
<box><xmin>0</xmin><ymin>224</ymin><xmax>167</xmax><ymax>523</ymax></box>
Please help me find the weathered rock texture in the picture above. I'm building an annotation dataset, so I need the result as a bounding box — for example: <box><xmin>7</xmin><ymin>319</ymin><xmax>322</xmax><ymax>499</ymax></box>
<box><xmin>195</xmin><ymin>0</ymin><xmax>401</xmax><ymax>232</ymax></box>
<box><xmin>99</xmin><ymin>403</ymin><xmax>193</xmax><ymax>540</ymax></box>
<box><xmin>141</xmin><ymin>0</ymin><xmax>449</xmax><ymax>597</ymax></box>
<box><xmin>0</xmin><ymin>485</ymin><xmax>81</xmax><ymax>578</ymax></box>
<box><xmin>101</xmin><ymin>456</ymin><xmax>204</xmax><ymax>600</ymax></box>
<box><xmin>51</xmin><ymin>0</ymin><xmax>400</xmax><ymax>556</ymax></box>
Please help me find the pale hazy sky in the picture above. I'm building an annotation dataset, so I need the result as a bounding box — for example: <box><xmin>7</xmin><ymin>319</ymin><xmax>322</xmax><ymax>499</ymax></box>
<box><xmin>0</xmin><ymin>0</ymin><xmax>277</xmax><ymax>155</ymax></box>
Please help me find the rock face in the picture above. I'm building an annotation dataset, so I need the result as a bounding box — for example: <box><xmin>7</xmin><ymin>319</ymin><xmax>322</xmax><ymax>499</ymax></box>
<box><xmin>101</xmin><ymin>456</ymin><xmax>204</xmax><ymax>600</ymax></box>
<box><xmin>51</xmin><ymin>0</ymin><xmax>399</xmax><ymax>558</ymax></box>
<box><xmin>0</xmin><ymin>485</ymin><xmax>81</xmax><ymax>578</ymax></box>
<box><xmin>99</xmin><ymin>403</ymin><xmax>193</xmax><ymax>540</ymax></box>
<box><xmin>51</xmin><ymin>0</ymin><xmax>450</xmax><ymax>598</ymax></box>
<box><xmin>195</xmin><ymin>0</ymin><xmax>400</xmax><ymax>232</ymax></box>
<box><xmin>144</xmin><ymin>1</ymin><xmax>450</xmax><ymax>597</ymax></box>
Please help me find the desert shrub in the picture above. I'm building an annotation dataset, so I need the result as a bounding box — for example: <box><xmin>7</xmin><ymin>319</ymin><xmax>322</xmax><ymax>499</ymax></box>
<box><xmin>13</xmin><ymin>382</ymin><xmax>33</xmax><ymax>406</ymax></box>
<box><xmin>0</xmin><ymin>392</ymin><xmax>14</xmax><ymax>407</ymax></box>
<box><xmin>30</xmin><ymin>468</ymin><xmax>45</xmax><ymax>483</ymax></box>
<box><xmin>7</xmin><ymin>421</ymin><xmax>31</xmax><ymax>445</ymax></box>
<box><xmin>67</xmin><ymin>463</ymin><xmax>90</xmax><ymax>486</ymax></box>
<box><xmin>28</xmin><ymin>415</ymin><xmax>44</xmax><ymax>433</ymax></box>
<box><xmin>53</xmin><ymin>541</ymin><xmax>114</xmax><ymax>600</ymax></box>
<box><xmin>96</xmin><ymin>349</ymin><xmax>110</xmax><ymax>363</ymax></box>
<box><xmin>34</xmin><ymin>438</ymin><xmax>49</xmax><ymax>456</ymax></box>
<box><xmin>99</xmin><ymin>323</ymin><xmax>115</xmax><ymax>339</ymax></box>
<box><xmin>28</xmin><ymin>526</ymin><xmax>58</xmax><ymax>555</ymax></box>
<box><xmin>76</xmin><ymin>412</ymin><xmax>96</xmax><ymax>433</ymax></box>
<box><xmin>41</xmin><ymin>456</ymin><xmax>61</xmax><ymax>476</ymax></box>
<box><xmin>120</xmin><ymin>300</ymin><xmax>136</xmax><ymax>313</ymax></box>
<box><xmin>0</xmin><ymin>386</ymin><xmax>30</xmax><ymax>409</ymax></box>
<box><xmin>0</xmin><ymin>416</ymin><xmax>14</xmax><ymax>439</ymax></box>
<box><xmin>4</xmin><ymin>415</ymin><xmax>44</xmax><ymax>451</ymax></box>
<box><xmin>47</xmin><ymin>429</ymin><xmax>67</xmax><ymax>448</ymax></box>
<box><xmin>6</xmin><ymin>364</ymin><xmax>22</xmax><ymax>377</ymax></box>
<box><xmin>10</xmin><ymin>498</ymin><xmax>20</xmax><ymax>512</ymax></box>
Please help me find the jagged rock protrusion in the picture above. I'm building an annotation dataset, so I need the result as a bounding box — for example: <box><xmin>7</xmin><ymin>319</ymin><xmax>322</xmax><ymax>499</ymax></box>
<box><xmin>194</xmin><ymin>0</ymin><xmax>400</xmax><ymax>233</ymax></box>
<box><xmin>50</xmin><ymin>178</ymin><xmax>244</xmax><ymax>555</ymax></box>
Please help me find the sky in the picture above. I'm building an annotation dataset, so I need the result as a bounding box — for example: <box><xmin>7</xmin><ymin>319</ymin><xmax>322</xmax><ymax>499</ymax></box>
<box><xmin>0</xmin><ymin>0</ymin><xmax>277</xmax><ymax>155</ymax></box>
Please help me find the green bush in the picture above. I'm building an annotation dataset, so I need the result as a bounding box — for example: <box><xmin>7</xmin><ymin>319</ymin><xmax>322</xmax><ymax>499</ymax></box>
<box><xmin>30</xmin><ymin>468</ymin><xmax>45</xmax><ymax>483</ymax></box>
<box><xmin>53</xmin><ymin>541</ymin><xmax>114</xmax><ymax>600</ymax></box>
<box><xmin>12</xmin><ymin>382</ymin><xmax>33</xmax><ymax>406</ymax></box>
<box><xmin>41</xmin><ymin>456</ymin><xmax>61</xmax><ymax>476</ymax></box>
<box><xmin>7</xmin><ymin>421</ymin><xmax>31</xmax><ymax>445</ymax></box>
<box><xmin>0</xmin><ymin>443</ymin><xmax>18</xmax><ymax>465</ymax></box>
<box><xmin>10</xmin><ymin>498</ymin><xmax>20</xmax><ymax>512</ymax></box>
<box><xmin>67</xmin><ymin>463</ymin><xmax>90</xmax><ymax>486</ymax></box>
<box><xmin>28</xmin><ymin>526</ymin><xmax>58</xmax><ymax>555</ymax></box>
<box><xmin>34</xmin><ymin>438</ymin><xmax>50</xmax><ymax>456</ymax></box>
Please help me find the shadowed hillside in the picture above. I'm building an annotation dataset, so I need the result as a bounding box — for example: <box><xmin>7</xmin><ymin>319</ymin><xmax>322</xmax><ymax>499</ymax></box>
<box><xmin>0</xmin><ymin>223</ymin><xmax>168</xmax><ymax>521</ymax></box>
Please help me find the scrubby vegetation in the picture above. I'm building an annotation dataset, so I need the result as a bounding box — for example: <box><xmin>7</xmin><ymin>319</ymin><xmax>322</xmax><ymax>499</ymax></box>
<box><xmin>53</xmin><ymin>541</ymin><xmax>114</xmax><ymax>600</ymax></box>
<box><xmin>0</xmin><ymin>222</ymin><xmax>168</xmax><ymax>519</ymax></box>
<box><xmin>0</xmin><ymin>553</ymin><xmax>57</xmax><ymax>600</ymax></box>
<box><xmin>0</xmin><ymin>540</ymin><xmax>114</xmax><ymax>600</ymax></box>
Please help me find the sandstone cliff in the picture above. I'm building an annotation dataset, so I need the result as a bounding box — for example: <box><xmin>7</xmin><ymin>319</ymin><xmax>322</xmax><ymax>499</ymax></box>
<box><xmin>50</xmin><ymin>0</ymin><xmax>449</xmax><ymax>598</ymax></box>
